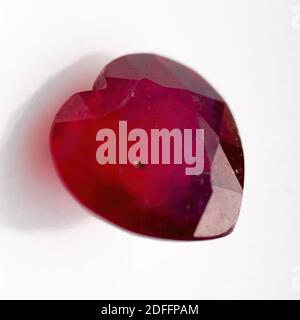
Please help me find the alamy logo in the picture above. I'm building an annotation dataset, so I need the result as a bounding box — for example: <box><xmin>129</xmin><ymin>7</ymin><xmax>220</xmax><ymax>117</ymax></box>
<box><xmin>292</xmin><ymin>265</ymin><xmax>300</xmax><ymax>291</ymax></box>
<box><xmin>96</xmin><ymin>121</ymin><xmax>205</xmax><ymax>176</ymax></box>
<box><xmin>292</xmin><ymin>5</ymin><xmax>300</xmax><ymax>29</ymax></box>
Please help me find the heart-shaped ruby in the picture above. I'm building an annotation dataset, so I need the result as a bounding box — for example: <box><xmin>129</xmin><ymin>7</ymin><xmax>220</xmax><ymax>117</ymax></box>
<box><xmin>50</xmin><ymin>54</ymin><xmax>244</xmax><ymax>240</ymax></box>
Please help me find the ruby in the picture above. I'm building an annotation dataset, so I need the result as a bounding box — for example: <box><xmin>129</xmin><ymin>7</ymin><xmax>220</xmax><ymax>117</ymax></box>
<box><xmin>50</xmin><ymin>53</ymin><xmax>244</xmax><ymax>240</ymax></box>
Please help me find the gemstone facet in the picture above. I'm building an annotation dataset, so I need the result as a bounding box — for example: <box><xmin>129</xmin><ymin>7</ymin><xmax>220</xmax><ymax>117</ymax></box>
<box><xmin>50</xmin><ymin>53</ymin><xmax>244</xmax><ymax>240</ymax></box>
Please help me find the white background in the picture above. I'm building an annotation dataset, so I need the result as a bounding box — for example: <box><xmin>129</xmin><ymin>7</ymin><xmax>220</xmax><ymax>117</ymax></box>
<box><xmin>0</xmin><ymin>0</ymin><xmax>299</xmax><ymax>299</ymax></box>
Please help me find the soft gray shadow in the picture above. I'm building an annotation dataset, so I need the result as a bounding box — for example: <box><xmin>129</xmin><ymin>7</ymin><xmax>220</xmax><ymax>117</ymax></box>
<box><xmin>0</xmin><ymin>53</ymin><xmax>111</xmax><ymax>231</ymax></box>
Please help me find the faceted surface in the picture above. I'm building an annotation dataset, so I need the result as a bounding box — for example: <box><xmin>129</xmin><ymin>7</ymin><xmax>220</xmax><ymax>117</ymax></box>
<box><xmin>50</xmin><ymin>53</ymin><xmax>244</xmax><ymax>240</ymax></box>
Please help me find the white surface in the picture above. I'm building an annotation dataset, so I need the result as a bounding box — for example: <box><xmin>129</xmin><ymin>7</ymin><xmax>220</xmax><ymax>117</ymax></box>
<box><xmin>0</xmin><ymin>0</ymin><xmax>299</xmax><ymax>299</ymax></box>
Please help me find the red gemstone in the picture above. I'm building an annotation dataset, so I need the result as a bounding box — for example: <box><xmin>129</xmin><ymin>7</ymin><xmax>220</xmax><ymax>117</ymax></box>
<box><xmin>50</xmin><ymin>53</ymin><xmax>244</xmax><ymax>240</ymax></box>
